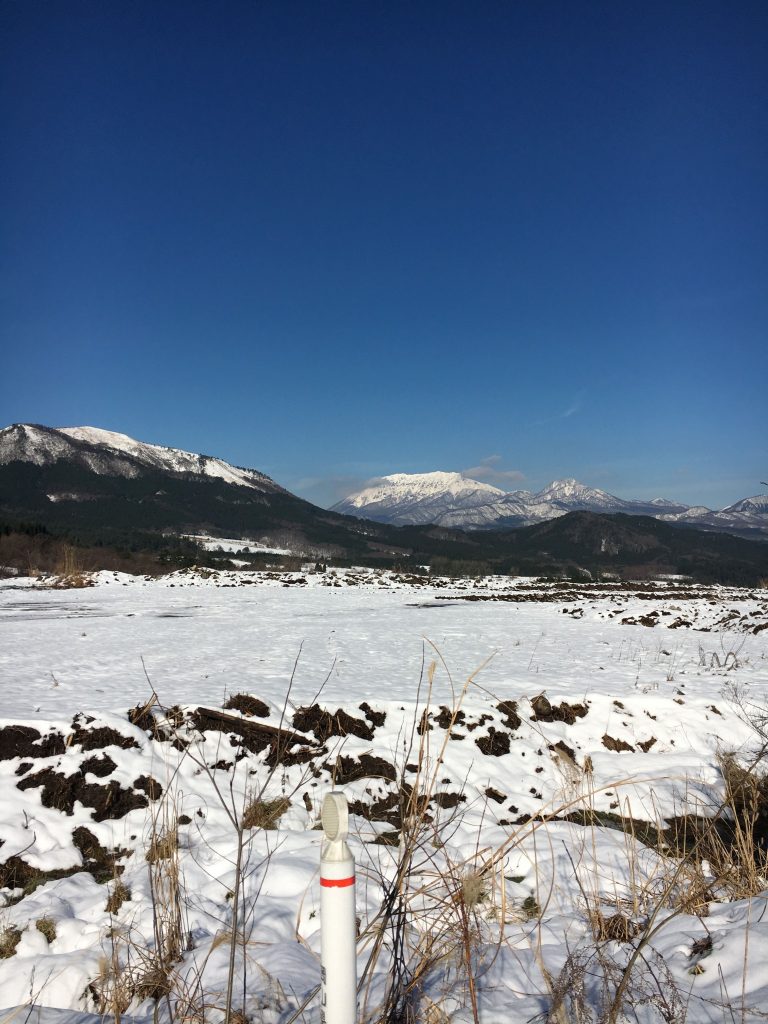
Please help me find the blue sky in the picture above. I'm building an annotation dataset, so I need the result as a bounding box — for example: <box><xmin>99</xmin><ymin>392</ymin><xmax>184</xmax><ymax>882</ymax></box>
<box><xmin>1</xmin><ymin>1</ymin><xmax>766</xmax><ymax>510</ymax></box>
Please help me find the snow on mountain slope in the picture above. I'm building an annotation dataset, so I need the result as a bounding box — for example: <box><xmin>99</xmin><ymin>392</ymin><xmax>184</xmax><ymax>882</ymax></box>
<box><xmin>333</xmin><ymin>470</ymin><xmax>768</xmax><ymax>535</ymax></box>
<box><xmin>721</xmin><ymin>494</ymin><xmax>768</xmax><ymax>516</ymax></box>
<box><xmin>658</xmin><ymin>495</ymin><xmax>768</xmax><ymax>533</ymax></box>
<box><xmin>334</xmin><ymin>473</ymin><xmax>653</xmax><ymax>527</ymax></box>
<box><xmin>331</xmin><ymin>471</ymin><xmax>506</xmax><ymax>525</ymax></box>
<box><xmin>534</xmin><ymin>478</ymin><xmax>631</xmax><ymax>510</ymax></box>
<box><xmin>0</xmin><ymin>424</ymin><xmax>282</xmax><ymax>492</ymax></box>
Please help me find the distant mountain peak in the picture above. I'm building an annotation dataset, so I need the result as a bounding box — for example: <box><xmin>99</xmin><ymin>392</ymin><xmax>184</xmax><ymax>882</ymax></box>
<box><xmin>535</xmin><ymin>478</ymin><xmax>612</xmax><ymax>501</ymax></box>
<box><xmin>331</xmin><ymin>468</ymin><xmax>767</xmax><ymax>538</ymax></box>
<box><xmin>331</xmin><ymin>471</ymin><xmax>505</xmax><ymax>525</ymax></box>
<box><xmin>357</xmin><ymin>470</ymin><xmax>504</xmax><ymax>498</ymax></box>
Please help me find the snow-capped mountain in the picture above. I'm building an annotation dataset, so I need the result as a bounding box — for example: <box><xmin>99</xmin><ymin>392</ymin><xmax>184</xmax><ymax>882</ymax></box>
<box><xmin>658</xmin><ymin>494</ymin><xmax>768</xmax><ymax>534</ymax></box>
<box><xmin>0</xmin><ymin>424</ymin><xmax>283</xmax><ymax>493</ymax></box>
<box><xmin>332</xmin><ymin>471</ymin><xmax>768</xmax><ymax>536</ymax></box>
<box><xmin>332</xmin><ymin>471</ymin><xmax>506</xmax><ymax>526</ymax></box>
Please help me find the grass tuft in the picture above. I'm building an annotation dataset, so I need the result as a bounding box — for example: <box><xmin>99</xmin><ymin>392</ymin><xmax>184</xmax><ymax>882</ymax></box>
<box><xmin>105</xmin><ymin>881</ymin><xmax>131</xmax><ymax>915</ymax></box>
<box><xmin>242</xmin><ymin>796</ymin><xmax>290</xmax><ymax>830</ymax></box>
<box><xmin>35</xmin><ymin>916</ymin><xmax>57</xmax><ymax>943</ymax></box>
<box><xmin>0</xmin><ymin>926</ymin><xmax>22</xmax><ymax>958</ymax></box>
<box><xmin>145</xmin><ymin>828</ymin><xmax>178</xmax><ymax>863</ymax></box>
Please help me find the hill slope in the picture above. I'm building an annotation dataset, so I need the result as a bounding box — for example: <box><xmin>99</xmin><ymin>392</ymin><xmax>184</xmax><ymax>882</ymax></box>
<box><xmin>2</xmin><ymin>424</ymin><xmax>768</xmax><ymax>584</ymax></box>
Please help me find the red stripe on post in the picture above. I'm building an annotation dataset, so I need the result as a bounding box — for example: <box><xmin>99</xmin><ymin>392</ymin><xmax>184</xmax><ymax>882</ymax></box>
<box><xmin>320</xmin><ymin>876</ymin><xmax>355</xmax><ymax>888</ymax></box>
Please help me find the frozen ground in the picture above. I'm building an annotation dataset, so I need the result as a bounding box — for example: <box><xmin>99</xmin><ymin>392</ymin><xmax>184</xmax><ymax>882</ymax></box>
<box><xmin>0</xmin><ymin>568</ymin><xmax>767</xmax><ymax>1023</ymax></box>
<box><xmin>2</xmin><ymin>567</ymin><xmax>767</xmax><ymax>718</ymax></box>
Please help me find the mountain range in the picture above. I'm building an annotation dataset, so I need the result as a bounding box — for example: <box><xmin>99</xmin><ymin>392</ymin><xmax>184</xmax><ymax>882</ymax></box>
<box><xmin>1</xmin><ymin>423</ymin><xmax>767</xmax><ymax>585</ymax></box>
<box><xmin>332</xmin><ymin>471</ymin><xmax>768</xmax><ymax>538</ymax></box>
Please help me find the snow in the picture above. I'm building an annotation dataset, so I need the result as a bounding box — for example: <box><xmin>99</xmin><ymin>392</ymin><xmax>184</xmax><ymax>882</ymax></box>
<box><xmin>332</xmin><ymin>472</ymin><xmax>506</xmax><ymax>525</ymax></box>
<box><xmin>0</xmin><ymin>424</ymin><xmax>279</xmax><ymax>493</ymax></box>
<box><xmin>184</xmin><ymin>534</ymin><xmax>294</xmax><ymax>555</ymax></box>
<box><xmin>1</xmin><ymin>569</ymin><xmax>767</xmax><ymax>1022</ymax></box>
<box><xmin>333</xmin><ymin>470</ymin><xmax>768</xmax><ymax>534</ymax></box>
<box><xmin>57</xmin><ymin>426</ymin><xmax>277</xmax><ymax>490</ymax></box>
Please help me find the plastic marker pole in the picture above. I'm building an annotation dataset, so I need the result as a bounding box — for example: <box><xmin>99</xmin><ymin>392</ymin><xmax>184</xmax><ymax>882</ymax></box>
<box><xmin>320</xmin><ymin>791</ymin><xmax>357</xmax><ymax>1024</ymax></box>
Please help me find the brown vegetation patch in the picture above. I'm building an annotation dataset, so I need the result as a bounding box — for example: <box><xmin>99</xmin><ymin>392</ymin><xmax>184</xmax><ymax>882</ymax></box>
<box><xmin>36</xmin><ymin>917</ymin><xmax>57</xmax><ymax>943</ymax></box>
<box><xmin>242</xmin><ymin>797</ymin><xmax>291</xmax><ymax>830</ymax></box>
<box><xmin>105</xmin><ymin>880</ymin><xmax>131</xmax><ymax>914</ymax></box>
<box><xmin>145</xmin><ymin>829</ymin><xmax>178</xmax><ymax>863</ymax></box>
<box><xmin>719</xmin><ymin>755</ymin><xmax>768</xmax><ymax>856</ymax></box>
<box><xmin>0</xmin><ymin>927</ymin><xmax>22</xmax><ymax>959</ymax></box>
<box><xmin>591</xmin><ymin>911</ymin><xmax>643</xmax><ymax>943</ymax></box>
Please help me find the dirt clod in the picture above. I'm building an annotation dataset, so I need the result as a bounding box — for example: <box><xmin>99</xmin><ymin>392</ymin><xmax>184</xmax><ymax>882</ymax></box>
<box><xmin>475</xmin><ymin>728</ymin><xmax>511</xmax><ymax>756</ymax></box>
<box><xmin>331</xmin><ymin>753</ymin><xmax>397</xmax><ymax>784</ymax></box>
<box><xmin>70</xmin><ymin>721</ymin><xmax>138</xmax><ymax>752</ymax></box>
<box><xmin>18</xmin><ymin>767</ymin><xmax>149</xmax><ymax>821</ymax></box>
<box><xmin>496</xmin><ymin>701</ymin><xmax>521</xmax><ymax>730</ymax></box>
<box><xmin>81</xmin><ymin>754</ymin><xmax>117</xmax><ymax>778</ymax></box>
<box><xmin>0</xmin><ymin>725</ymin><xmax>65</xmax><ymax>761</ymax></box>
<box><xmin>359</xmin><ymin>702</ymin><xmax>386</xmax><ymax>727</ymax></box>
<box><xmin>530</xmin><ymin>695</ymin><xmax>587</xmax><ymax>724</ymax></box>
<box><xmin>602</xmin><ymin>734</ymin><xmax>635</xmax><ymax>753</ymax></box>
<box><xmin>223</xmin><ymin>694</ymin><xmax>270</xmax><ymax>718</ymax></box>
<box><xmin>293</xmin><ymin>705</ymin><xmax>374</xmax><ymax>742</ymax></box>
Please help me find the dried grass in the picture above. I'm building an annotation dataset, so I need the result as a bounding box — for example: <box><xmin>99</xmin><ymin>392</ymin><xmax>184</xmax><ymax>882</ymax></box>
<box><xmin>105</xmin><ymin>880</ymin><xmax>131</xmax><ymax>915</ymax></box>
<box><xmin>242</xmin><ymin>796</ymin><xmax>291</xmax><ymax>830</ymax></box>
<box><xmin>0</xmin><ymin>927</ymin><xmax>21</xmax><ymax>959</ymax></box>
<box><xmin>35</xmin><ymin>917</ymin><xmax>57</xmax><ymax>943</ymax></box>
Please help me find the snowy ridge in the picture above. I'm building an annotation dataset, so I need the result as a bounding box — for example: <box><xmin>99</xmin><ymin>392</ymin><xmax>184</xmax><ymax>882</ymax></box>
<box><xmin>333</xmin><ymin>470</ymin><xmax>768</xmax><ymax>534</ymax></box>
<box><xmin>0</xmin><ymin>423</ymin><xmax>282</xmax><ymax>492</ymax></box>
<box><xmin>332</xmin><ymin>471</ymin><xmax>506</xmax><ymax>525</ymax></box>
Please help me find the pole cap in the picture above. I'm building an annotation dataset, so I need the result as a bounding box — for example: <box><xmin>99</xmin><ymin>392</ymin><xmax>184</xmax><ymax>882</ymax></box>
<box><xmin>321</xmin><ymin>791</ymin><xmax>349</xmax><ymax>841</ymax></box>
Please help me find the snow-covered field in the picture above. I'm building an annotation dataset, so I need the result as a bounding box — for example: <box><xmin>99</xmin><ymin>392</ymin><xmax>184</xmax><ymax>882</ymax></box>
<box><xmin>1</xmin><ymin>568</ymin><xmax>767</xmax><ymax>1023</ymax></box>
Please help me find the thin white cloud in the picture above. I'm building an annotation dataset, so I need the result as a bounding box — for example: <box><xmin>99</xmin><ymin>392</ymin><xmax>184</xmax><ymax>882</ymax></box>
<box><xmin>461</xmin><ymin>455</ymin><xmax>525</xmax><ymax>487</ymax></box>
<box><xmin>533</xmin><ymin>390</ymin><xmax>585</xmax><ymax>426</ymax></box>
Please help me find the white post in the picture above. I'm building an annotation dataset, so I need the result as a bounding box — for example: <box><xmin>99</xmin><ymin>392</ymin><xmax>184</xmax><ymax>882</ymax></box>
<box><xmin>320</xmin><ymin>791</ymin><xmax>357</xmax><ymax>1024</ymax></box>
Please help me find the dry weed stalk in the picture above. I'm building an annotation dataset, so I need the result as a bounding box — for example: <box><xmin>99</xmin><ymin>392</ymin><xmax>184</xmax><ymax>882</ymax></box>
<box><xmin>79</xmin><ymin>643</ymin><xmax>768</xmax><ymax>1024</ymax></box>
